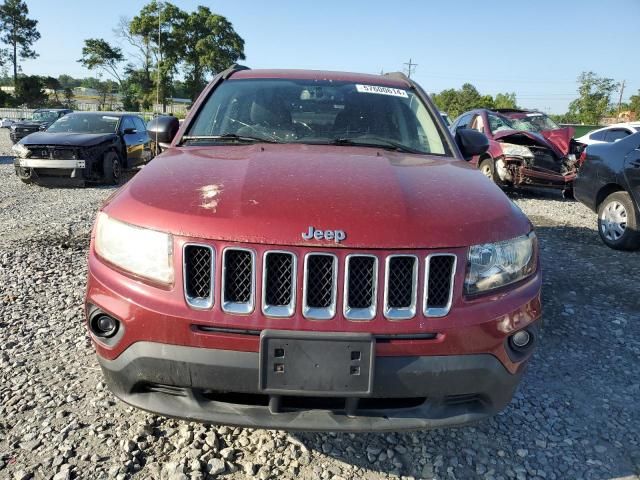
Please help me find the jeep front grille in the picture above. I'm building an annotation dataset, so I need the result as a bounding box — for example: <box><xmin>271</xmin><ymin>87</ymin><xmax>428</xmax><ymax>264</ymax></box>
<box><xmin>303</xmin><ymin>253</ymin><xmax>337</xmax><ymax>320</ymax></box>
<box><xmin>183</xmin><ymin>245</ymin><xmax>456</xmax><ymax>321</ymax></box>
<box><xmin>183</xmin><ymin>244</ymin><xmax>214</xmax><ymax>309</ymax></box>
<box><xmin>262</xmin><ymin>251</ymin><xmax>296</xmax><ymax>317</ymax></box>
<box><xmin>424</xmin><ymin>254</ymin><xmax>456</xmax><ymax>317</ymax></box>
<box><xmin>384</xmin><ymin>255</ymin><xmax>418</xmax><ymax>320</ymax></box>
<box><xmin>343</xmin><ymin>255</ymin><xmax>377</xmax><ymax>320</ymax></box>
<box><xmin>222</xmin><ymin>248</ymin><xmax>255</xmax><ymax>314</ymax></box>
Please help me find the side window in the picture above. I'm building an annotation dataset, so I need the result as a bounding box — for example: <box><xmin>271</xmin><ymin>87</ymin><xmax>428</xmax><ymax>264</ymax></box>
<box><xmin>133</xmin><ymin>117</ymin><xmax>146</xmax><ymax>132</ymax></box>
<box><xmin>470</xmin><ymin>114</ymin><xmax>485</xmax><ymax>133</ymax></box>
<box><xmin>455</xmin><ymin>113</ymin><xmax>472</xmax><ymax>130</ymax></box>
<box><xmin>120</xmin><ymin>117</ymin><xmax>136</xmax><ymax>133</ymax></box>
<box><xmin>604</xmin><ymin>129</ymin><xmax>630</xmax><ymax>142</ymax></box>
<box><xmin>589</xmin><ymin>130</ymin><xmax>607</xmax><ymax>141</ymax></box>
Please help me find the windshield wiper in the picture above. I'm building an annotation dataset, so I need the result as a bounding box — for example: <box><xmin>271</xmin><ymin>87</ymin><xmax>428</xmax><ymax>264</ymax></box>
<box><xmin>329</xmin><ymin>137</ymin><xmax>423</xmax><ymax>154</ymax></box>
<box><xmin>180</xmin><ymin>133</ymin><xmax>281</xmax><ymax>145</ymax></box>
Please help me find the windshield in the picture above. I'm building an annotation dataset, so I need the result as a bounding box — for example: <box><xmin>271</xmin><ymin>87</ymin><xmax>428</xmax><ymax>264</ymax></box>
<box><xmin>32</xmin><ymin>111</ymin><xmax>60</xmax><ymax>122</ymax></box>
<box><xmin>186</xmin><ymin>79</ymin><xmax>447</xmax><ymax>155</ymax></box>
<box><xmin>47</xmin><ymin>113</ymin><xmax>119</xmax><ymax>134</ymax></box>
<box><xmin>488</xmin><ymin>113</ymin><xmax>515</xmax><ymax>134</ymax></box>
<box><xmin>508</xmin><ymin>113</ymin><xmax>560</xmax><ymax>133</ymax></box>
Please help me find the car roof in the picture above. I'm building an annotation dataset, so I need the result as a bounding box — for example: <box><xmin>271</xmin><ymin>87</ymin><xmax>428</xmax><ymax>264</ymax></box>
<box><xmin>587</xmin><ymin>122</ymin><xmax>640</xmax><ymax>133</ymax></box>
<box><xmin>65</xmin><ymin>112</ymin><xmax>130</xmax><ymax>117</ymax></box>
<box><xmin>607</xmin><ymin>122</ymin><xmax>640</xmax><ymax>128</ymax></box>
<box><xmin>230</xmin><ymin>68</ymin><xmax>410</xmax><ymax>88</ymax></box>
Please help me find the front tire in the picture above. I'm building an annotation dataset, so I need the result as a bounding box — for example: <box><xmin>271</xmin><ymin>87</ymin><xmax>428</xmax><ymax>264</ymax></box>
<box><xmin>479</xmin><ymin>158</ymin><xmax>499</xmax><ymax>184</ymax></box>
<box><xmin>103</xmin><ymin>151</ymin><xmax>122</xmax><ymax>185</ymax></box>
<box><xmin>597</xmin><ymin>191</ymin><xmax>640</xmax><ymax>250</ymax></box>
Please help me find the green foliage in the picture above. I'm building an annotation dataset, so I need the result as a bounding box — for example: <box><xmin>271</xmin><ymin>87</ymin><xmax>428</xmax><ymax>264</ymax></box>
<box><xmin>431</xmin><ymin>84</ymin><xmax>513</xmax><ymax>118</ymax></box>
<box><xmin>62</xmin><ymin>87</ymin><xmax>75</xmax><ymax>109</ymax></box>
<box><xmin>43</xmin><ymin>76</ymin><xmax>61</xmax><ymax>105</ymax></box>
<box><xmin>130</xmin><ymin>1</ymin><xmax>184</xmax><ymax>108</ymax></box>
<box><xmin>629</xmin><ymin>90</ymin><xmax>640</xmax><ymax>119</ymax></box>
<box><xmin>0</xmin><ymin>0</ymin><xmax>40</xmax><ymax>84</ymax></box>
<box><xmin>82</xmin><ymin>2</ymin><xmax>246</xmax><ymax>109</ymax></box>
<box><xmin>78</xmin><ymin>38</ymin><xmax>125</xmax><ymax>85</ymax></box>
<box><xmin>177</xmin><ymin>5</ymin><xmax>245</xmax><ymax>100</ymax></box>
<box><xmin>95</xmin><ymin>79</ymin><xmax>119</xmax><ymax>110</ymax></box>
<box><xmin>549</xmin><ymin>112</ymin><xmax>578</xmax><ymax>124</ymax></box>
<box><xmin>567</xmin><ymin>71</ymin><xmax>618</xmax><ymax>124</ymax></box>
<box><xmin>0</xmin><ymin>88</ymin><xmax>13</xmax><ymax>106</ymax></box>
<box><xmin>494</xmin><ymin>92</ymin><xmax>517</xmax><ymax>110</ymax></box>
<box><xmin>14</xmin><ymin>74</ymin><xmax>46</xmax><ymax>107</ymax></box>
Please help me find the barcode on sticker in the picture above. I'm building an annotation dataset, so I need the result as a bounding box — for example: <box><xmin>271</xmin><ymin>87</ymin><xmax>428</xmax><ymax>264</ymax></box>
<box><xmin>356</xmin><ymin>84</ymin><xmax>408</xmax><ymax>98</ymax></box>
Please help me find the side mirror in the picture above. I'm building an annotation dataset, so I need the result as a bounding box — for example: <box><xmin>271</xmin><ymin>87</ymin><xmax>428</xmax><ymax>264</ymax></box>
<box><xmin>147</xmin><ymin>115</ymin><xmax>180</xmax><ymax>144</ymax></box>
<box><xmin>122</xmin><ymin>128</ymin><xmax>137</xmax><ymax>135</ymax></box>
<box><xmin>455</xmin><ymin>128</ymin><xmax>489</xmax><ymax>160</ymax></box>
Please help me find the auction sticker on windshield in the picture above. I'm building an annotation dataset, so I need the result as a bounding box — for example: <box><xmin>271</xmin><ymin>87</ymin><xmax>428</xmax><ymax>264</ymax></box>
<box><xmin>356</xmin><ymin>84</ymin><xmax>408</xmax><ymax>98</ymax></box>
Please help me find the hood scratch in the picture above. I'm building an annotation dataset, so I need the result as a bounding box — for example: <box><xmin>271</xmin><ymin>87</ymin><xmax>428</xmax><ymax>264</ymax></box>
<box><xmin>199</xmin><ymin>184</ymin><xmax>223</xmax><ymax>211</ymax></box>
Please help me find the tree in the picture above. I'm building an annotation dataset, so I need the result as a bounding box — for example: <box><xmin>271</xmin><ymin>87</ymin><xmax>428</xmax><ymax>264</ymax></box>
<box><xmin>58</xmin><ymin>74</ymin><xmax>81</xmax><ymax>89</ymax></box>
<box><xmin>95</xmin><ymin>79</ymin><xmax>118</xmax><ymax>110</ymax></box>
<box><xmin>494</xmin><ymin>92</ymin><xmax>518</xmax><ymax>110</ymax></box>
<box><xmin>129</xmin><ymin>1</ymin><xmax>184</xmax><ymax>110</ymax></box>
<box><xmin>0</xmin><ymin>0</ymin><xmax>40</xmax><ymax>86</ymax></box>
<box><xmin>629</xmin><ymin>90</ymin><xmax>640</xmax><ymax>120</ymax></box>
<box><xmin>567</xmin><ymin>71</ymin><xmax>618</xmax><ymax>124</ymax></box>
<box><xmin>43</xmin><ymin>76</ymin><xmax>61</xmax><ymax>104</ymax></box>
<box><xmin>78</xmin><ymin>38</ymin><xmax>125</xmax><ymax>86</ymax></box>
<box><xmin>62</xmin><ymin>87</ymin><xmax>75</xmax><ymax>109</ymax></box>
<box><xmin>15</xmin><ymin>75</ymin><xmax>46</xmax><ymax>107</ymax></box>
<box><xmin>0</xmin><ymin>88</ymin><xmax>13</xmax><ymax>106</ymax></box>
<box><xmin>176</xmin><ymin>6</ymin><xmax>245</xmax><ymax>100</ymax></box>
<box><xmin>432</xmin><ymin>83</ymin><xmax>496</xmax><ymax>118</ymax></box>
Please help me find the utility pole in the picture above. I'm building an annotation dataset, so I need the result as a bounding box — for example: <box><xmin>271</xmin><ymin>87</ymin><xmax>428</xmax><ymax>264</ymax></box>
<box><xmin>617</xmin><ymin>80</ymin><xmax>626</xmax><ymax>115</ymax></box>
<box><xmin>404</xmin><ymin>58</ymin><xmax>417</xmax><ymax>78</ymax></box>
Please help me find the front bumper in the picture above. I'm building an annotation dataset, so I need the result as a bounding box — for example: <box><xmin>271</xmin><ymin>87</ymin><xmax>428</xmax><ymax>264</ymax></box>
<box><xmin>97</xmin><ymin>340</ymin><xmax>526</xmax><ymax>431</ymax></box>
<box><xmin>14</xmin><ymin>158</ymin><xmax>86</xmax><ymax>169</ymax></box>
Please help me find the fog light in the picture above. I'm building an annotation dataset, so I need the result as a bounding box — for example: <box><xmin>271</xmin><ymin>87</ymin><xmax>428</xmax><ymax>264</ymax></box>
<box><xmin>92</xmin><ymin>314</ymin><xmax>119</xmax><ymax>338</ymax></box>
<box><xmin>511</xmin><ymin>330</ymin><xmax>531</xmax><ymax>348</ymax></box>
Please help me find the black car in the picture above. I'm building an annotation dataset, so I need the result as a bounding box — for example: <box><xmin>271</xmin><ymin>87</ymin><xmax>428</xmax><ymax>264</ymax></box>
<box><xmin>574</xmin><ymin>132</ymin><xmax>640</xmax><ymax>250</ymax></box>
<box><xmin>9</xmin><ymin>108</ymin><xmax>72</xmax><ymax>143</ymax></box>
<box><xmin>13</xmin><ymin>112</ymin><xmax>154</xmax><ymax>185</ymax></box>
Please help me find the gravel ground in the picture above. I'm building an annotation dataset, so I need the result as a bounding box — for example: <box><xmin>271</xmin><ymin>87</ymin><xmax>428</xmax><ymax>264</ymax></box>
<box><xmin>1</xmin><ymin>128</ymin><xmax>639</xmax><ymax>480</ymax></box>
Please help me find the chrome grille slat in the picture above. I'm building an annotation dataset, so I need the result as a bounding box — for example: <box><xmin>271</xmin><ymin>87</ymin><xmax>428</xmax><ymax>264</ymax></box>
<box><xmin>262</xmin><ymin>251</ymin><xmax>296</xmax><ymax>317</ymax></box>
<box><xmin>343</xmin><ymin>255</ymin><xmax>377</xmax><ymax>321</ymax></box>
<box><xmin>424</xmin><ymin>254</ymin><xmax>456</xmax><ymax>317</ymax></box>
<box><xmin>302</xmin><ymin>253</ymin><xmax>337</xmax><ymax>320</ymax></box>
<box><xmin>221</xmin><ymin>248</ymin><xmax>255</xmax><ymax>314</ymax></box>
<box><xmin>183</xmin><ymin>245</ymin><xmax>456</xmax><ymax>319</ymax></box>
<box><xmin>383</xmin><ymin>255</ymin><xmax>418</xmax><ymax>320</ymax></box>
<box><xmin>183</xmin><ymin>244</ymin><xmax>214</xmax><ymax>309</ymax></box>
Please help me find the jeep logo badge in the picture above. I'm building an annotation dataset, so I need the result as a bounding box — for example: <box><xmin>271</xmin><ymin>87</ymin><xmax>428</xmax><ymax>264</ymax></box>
<box><xmin>302</xmin><ymin>226</ymin><xmax>346</xmax><ymax>243</ymax></box>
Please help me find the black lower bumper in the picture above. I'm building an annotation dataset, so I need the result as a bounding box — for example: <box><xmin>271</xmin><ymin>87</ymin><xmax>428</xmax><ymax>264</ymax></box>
<box><xmin>98</xmin><ymin>341</ymin><xmax>524</xmax><ymax>431</ymax></box>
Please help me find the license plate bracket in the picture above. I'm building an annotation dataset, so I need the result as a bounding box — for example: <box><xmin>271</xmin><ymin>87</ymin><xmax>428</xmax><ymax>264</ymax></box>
<box><xmin>259</xmin><ymin>330</ymin><xmax>375</xmax><ymax>396</ymax></box>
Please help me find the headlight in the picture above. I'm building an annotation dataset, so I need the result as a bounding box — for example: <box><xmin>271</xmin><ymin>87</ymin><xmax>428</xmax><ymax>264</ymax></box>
<box><xmin>10</xmin><ymin>124</ymin><xmax>16</xmax><ymax>130</ymax></box>
<box><xmin>95</xmin><ymin>213</ymin><xmax>174</xmax><ymax>284</ymax></box>
<box><xmin>464</xmin><ymin>232</ymin><xmax>537</xmax><ymax>295</ymax></box>
<box><xmin>500</xmin><ymin>143</ymin><xmax>534</xmax><ymax>158</ymax></box>
<box><xmin>11</xmin><ymin>143</ymin><xmax>30</xmax><ymax>158</ymax></box>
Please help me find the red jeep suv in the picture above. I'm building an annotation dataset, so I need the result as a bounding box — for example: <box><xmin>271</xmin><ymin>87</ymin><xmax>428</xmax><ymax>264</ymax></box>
<box><xmin>85</xmin><ymin>66</ymin><xmax>541</xmax><ymax>431</ymax></box>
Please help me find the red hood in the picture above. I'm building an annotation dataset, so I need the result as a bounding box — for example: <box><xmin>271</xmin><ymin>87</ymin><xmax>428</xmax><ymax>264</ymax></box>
<box><xmin>103</xmin><ymin>144</ymin><xmax>531</xmax><ymax>249</ymax></box>
<box><xmin>494</xmin><ymin>127</ymin><xmax>574</xmax><ymax>157</ymax></box>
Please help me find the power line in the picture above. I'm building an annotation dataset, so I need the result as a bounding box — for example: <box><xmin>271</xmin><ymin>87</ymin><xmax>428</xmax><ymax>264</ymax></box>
<box><xmin>403</xmin><ymin>58</ymin><xmax>417</xmax><ymax>79</ymax></box>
